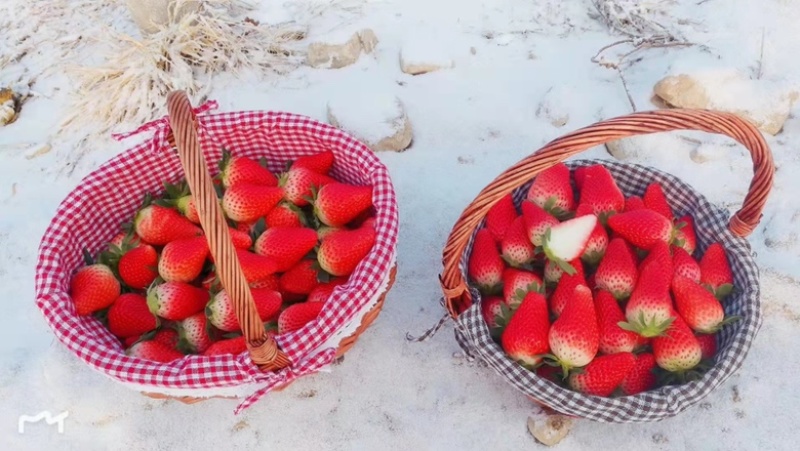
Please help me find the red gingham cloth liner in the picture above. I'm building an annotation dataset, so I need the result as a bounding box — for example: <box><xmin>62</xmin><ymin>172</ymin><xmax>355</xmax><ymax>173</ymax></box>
<box><xmin>34</xmin><ymin>102</ymin><xmax>399</xmax><ymax>414</ymax></box>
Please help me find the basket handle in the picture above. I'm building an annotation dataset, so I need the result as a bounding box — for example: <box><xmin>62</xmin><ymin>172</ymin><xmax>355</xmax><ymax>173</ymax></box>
<box><xmin>166</xmin><ymin>91</ymin><xmax>290</xmax><ymax>371</ymax></box>
<box><xmin>440</xmin><ymin>109</ymin><xmax>775</xmax><ymax>318</ymax></box>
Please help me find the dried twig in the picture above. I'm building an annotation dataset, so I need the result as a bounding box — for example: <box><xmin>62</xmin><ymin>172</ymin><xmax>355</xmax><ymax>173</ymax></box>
<box><xmin>755</xmin><ymin>27</ymin><xmax>766</xmax><ymax>80</ymax></box>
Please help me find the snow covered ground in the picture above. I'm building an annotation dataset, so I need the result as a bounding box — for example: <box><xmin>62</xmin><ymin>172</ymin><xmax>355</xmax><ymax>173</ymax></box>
<box><xmin>2</xmin><ymin>0</ymin><xmax>799</xmax><ymax>449</ymax></box>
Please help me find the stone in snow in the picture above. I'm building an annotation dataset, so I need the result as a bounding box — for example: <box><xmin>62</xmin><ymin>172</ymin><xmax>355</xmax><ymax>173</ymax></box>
<box><xmin>653</xmin><ymin>69</ymin><xmax>799</xmax><ymax>136</ymax></box>
<box><xmin>306</xmin><ymin>29</ymin><xmax>379</xmax><ymax>69</ymax></box>
<box><xmin>399</xmin><ymin>36</ymin><xmax>455</xmax><ymax>75</ymax></box>
<box><xmin>327</xmin><ymin>91</ymin><xmax>413</xmax><ymax>152</ymax></box>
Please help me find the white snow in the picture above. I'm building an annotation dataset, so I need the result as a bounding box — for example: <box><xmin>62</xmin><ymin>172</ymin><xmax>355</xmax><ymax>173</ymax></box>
<box><xmin>3</xmin><ymin>0</ymin><xmax>800</xmax><ymax>449</ymax></box>
<box><xmin>326</xmin><ymin>83</ymin><xmax>408</xmax><ymax>146</ymax></box>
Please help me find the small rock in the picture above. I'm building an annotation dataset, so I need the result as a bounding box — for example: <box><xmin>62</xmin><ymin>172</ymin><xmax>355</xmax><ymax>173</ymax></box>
<box><xmin>399</xmin><ymin>37</ymin><xmax>455</xmax><ymax>75</ymax></box>
<box><xmin>0</xmin><ymin>88</ymin><xmax>20</xmax><ymax>126</ymax></box>
<box><xmin>653</xmin><ymin>70</ymin><xmax>799</xmax><ymax>136</ymax></box>
<box><xmin>527</xmin><ymin>414</ymin><xmax>573</xmax><ymax>446</ymax></box>
<box><xmin>307</xmin><ymin>29</ymin><xmax>379</xmax><ymax>69</ymax></box>
<box><xmin>689</xmin><ymin>143</ymin><xmax>727</xmax><ymax>164</ymax></box>
<box><xmin>125</xmin><ymin>0</ymin><xmax>200</xmax><ymax>35</ymax></box>
<box><xmin>327</xmin><ymin>90</ymin><xmax>413</xmax><ymax>152</ymax></box>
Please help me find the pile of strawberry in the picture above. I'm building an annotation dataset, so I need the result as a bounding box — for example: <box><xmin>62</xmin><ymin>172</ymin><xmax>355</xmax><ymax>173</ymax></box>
<box><xmin>470</xmin><ymin>162</ymin><xmax>738</xmax><ymax>397</ymax></box>
<box><xmin>68</xmin><ymin>150</ymin><xmax>377</xmax><ymax>364</ymax></box>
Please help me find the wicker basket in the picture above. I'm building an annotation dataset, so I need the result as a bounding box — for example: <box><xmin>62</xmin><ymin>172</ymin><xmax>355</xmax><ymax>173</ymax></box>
<box><xmin>34</xmin><ymin>92</ymin><xmax>399</xmax><ymax>413</ymax></box>
<box><xmin>439</xmin><ymin>109</ymin><xmax>774</xmax><ymax>423</ymax></box>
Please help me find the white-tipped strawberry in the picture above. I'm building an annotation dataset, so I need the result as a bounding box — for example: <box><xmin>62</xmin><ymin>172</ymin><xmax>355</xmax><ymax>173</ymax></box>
<box><xmin>177</xmin><ymin>312</ymin><xmax>213</xmax><ymax>354</ymax></box>
<box><xmin>542</xmin><ymin>214</ymin><xmax>598</xmax><ymax>276</ymax></box>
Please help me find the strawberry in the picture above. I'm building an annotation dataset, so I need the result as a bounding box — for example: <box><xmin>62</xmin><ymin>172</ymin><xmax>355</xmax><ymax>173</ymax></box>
<box><xmin>643</xmin><ymin>182</ymin><xmax>674</xmax><ymax>220</ymax></box>
<box><xmin>266</xmin><ymin>202</ymin><xmax>307</xmax><ymax>228</ymax></box>
<box><xmin>699</xmin><ymin>242</ymin><xmax>734</xmax><ymax>300</ymax></box>
<box><xmin>652</xmin><ymin>315</ymin><xmax>702</xmax><ymax>373</ymax></box>
<box><xmin>673</xmin><ymin>215</ymin><xmax>697</xmax><ymax>255</ymax></box>
<box><xmin>468</xmin><ymin>229</ymin><xmax>505</xmax><ymax>295</ymax></box>
<box><xmin>203</xmin><ymin>336</ymin><xmax>248</xmax><ymax>356</ymax></box>
<box><xmin>126</xmin><ymin>340</ymin><xmax>183</xmax><ymax>363</ymax></box>
<box><xmin>619</xmin><ymin>352</ymin><xmax>658</xmax><ymax>395</ymax></box>
<box><xmin>158</xmin><ymin>236</ymin><xmax>209</xmax><ymax>283</ymax></box>
<box><xmin>317</xmin><ymin>226</ymin><xmax>345</xmax><ymax>241</ymax></box>
<box><xmin>252</xmin><ymin>289</ymin><xmax>283</xmax><ymax>322</ymax></box>
<box><xmin>544</xmin><ymin>257</ymin><xmax>582</xmax><ymax>287</ymax></box>
<box><xmin>696</xmin><ymin>333</ymin><xmax>717</xmax><ymax>360</ymax></box>
<box><xmin>502</xmin><ymin>268</ymin><xmax>544</xmax><ymax>309</ymax></box>
<box><xmin>254</xmin><ymin>227</ymin><xmax>318</xmax><ymax>272</ymax></box>
<box><xmin>576</xmin><ymin>164</ymin><xmax>625</xmax><ymax>222</ymax></box>
<box><xmin>134</xmin><ymin>204</ymin><xmax>202</xmax><ymax>246</ymax></box>
<box><xmin>594</xmin><ymin>237</ymin><xmax>638</xmax><ymax>300</ymax></box>
<box><xmin>522</xmin><ymin>201</ymin><xmax>559</xmax><ymax>247</ymax></box>
<box><xmin>548</xmin><ymin>263</ymin><xmax>587</xmax><ymax>318</ymax></box>
<box><xmin>174</xmin><ymin>195</ymin><xmax>200</xmax><ymax>224</ymax></box>
<box><xmin>201</xmin><ymin>272</ymin><xmax>218</xmax><ymax>291</ymax></box>
<box><xmin>278</xmin><ymin>302</ymin><xmax>324</xmax><ymax>334</ymax></box>
<box><xmin>118</xmin><ymin>244</ymin><xmax>159</xmax><ymax>290</ymax></box>
<box><xmin>573</xmin><ymin>166</ymin><xmax>588</xmax><ymax>191</ymax></box>
<box><xmin>624</xmin><ymin>195</ymin><xmax>646</xmax><ymax>213</ymax></box>
<box><xmin>307</xmin><ymin>278</ymin><xmax>348</xmax><ymax>303</ymax></box>
<box><xmin>109</xmin><ymin>231</ymin><xmax>143</xmax><ymax>250</ymax></box>
<box><xmin>485</xmin><ymin>194</ymin><xmax>518</xmax><ymax>242</ymax></box>
<box><xmin>547</xmin><ymin>284</ymin><xmax>599</xmax><ymax>375</ymax></box>
<box><xmin>222</xmin><ymin>184</ymin><xmax>284</xmax><ymax>223</ymax></box>
<box><xmin>207</xmin><ymin>288</ymin><xmax>283</xmax><ymax>331</ymax></box>
<box><xmin>672</xmin><ymin>246</ymin><xmax>701</xmax><ymax>282</ymax></box>
<box><xmin>229</xmin><ymin>227</ymin><xmax>254</xmax><ymax>250</ymax></box>
<box><xmin>280</xmin><ymin>259</ymin><xmax>320</xmax><ymax>296</ymax></box>
<box><xmin>154</xmin><ymin>328</ymin><xmax>179</xmax><ymax>348</ymax></box>
<box><xmin>313</xmin><ymin>183</ymin><xmax>373</xmax><ymax>227</ymax></box>
<box><xmin>316</xmin><ymin>225</ymin><xmax>377</xmax><ymax>277</ymax></box>
<box><xmin>672</xmin><ymin>275</ymin><xmax>732</xmax><ymax>334</ymax></box>
<box><xmin>481</xmin><ymin>295</ymin><xmax>506</xmax><ymax>330</ymax></box>
<box><xmin>580</xmin><ymin>220</ymin><xmax>609</xmax><ymax>266</ymax></box>
<box><xmin>638</xmin><ymin>241</ymin><xmax>673</xmax><ymax>293</ymax></box>
<box><xmin>249</xmin><ymin>274</ymin><xmax>280</xmax><ymax>291</ymax></box>
<box><xmin>620</xmin><ymin>267</ymin><xmax>676</xmax><ymax>338</ymax></box>
<box><xmin>236</xmin><ymin>249</ymin><xmax>281</xmax><ymax>284</ymax></box>
<box><xmin>568</xmin><ymin>352</ymin><xmax>636</xmax><ymax>397</ymax></box>
<box><xmin>536</xmin><ymin>364</ymin><xmax>563</xmax><ymax>383</ymax></box>
<box><xmin>527</xmin><ymin>163</ymin><xmax>575</xmax><ymax>219</ymax></box>
<box><xmin>177</xmin><ymin>312</ymin><xmax>213</xmax><ymax>354</ymax></box>
<box><xmin>595</xmin><ymin>290</ymin><xmax>644</xmax><ymax>354</ymax></box>
<box><xmin>108</xmin><ymin>293</ymin><xmax>158</xmax><ymax>338</ymax></box>
<box><xmin>542</xmin><ymin>214</ymin><xmax>598</xmax><ymax>276</ymax></box>
<box><xmin>501</xmin><ymin>216</ymin><xmax>536</xmax><ymax>267</ymax></box>
<box><xmin>146</xmin><ymin>281</ymin><xmax>209</xmax><ymax>321</ymax></box>
<box><xmin>607</xmin><ymin>209</ymin><xmax>674</xmax><ymax>251</ymax></box>
<box><xmin>70</xmin><ymin>263</ymin><xmax>121</xmax><ymax>316</ymax></box>
<box><xmin>219</xmin><ymin>152</ymin><xmax>278</xmax><ymax>188</ymax></box>
<box><xmin>280</xmin><ymin>166</ymin><xmax>336</xmax><ymax>207</ymax></box>
<box><xmin>501</xmin><ymin>291</ymin><xmax>551</xmax><ymax>368</ymax></box>
<box><xmin>291</xmin><ymin>150</ymin><xmax>335</xmax><ymax>174</ymax></box>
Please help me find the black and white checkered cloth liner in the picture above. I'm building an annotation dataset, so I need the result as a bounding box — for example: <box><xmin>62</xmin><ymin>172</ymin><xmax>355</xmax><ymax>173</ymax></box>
<box><xmin>453</xmin><ymin>159</ymin><xmax>762</xmax><ymax>423</ymax></box>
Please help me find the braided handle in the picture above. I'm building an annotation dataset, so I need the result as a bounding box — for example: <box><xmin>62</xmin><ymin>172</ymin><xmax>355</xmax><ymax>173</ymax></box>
<box><xmin>166</xmin><ymin>91</ymin><xmax>290</xmax><ymax>371</ymax></box>
<box><xmin>440</xmin><ymin>109</ymin><xmax>775</xmax><ymax>318</ymax></box>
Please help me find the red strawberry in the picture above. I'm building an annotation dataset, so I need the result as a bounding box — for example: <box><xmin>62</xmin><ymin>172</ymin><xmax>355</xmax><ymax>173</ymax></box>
<box><xmin>468</xmin><ymin>229</ymin><xmax>505</xmax><ymax>295</ymax></box>
<box><xmin>547</xmin><ymin>284</ymin><xmax>599</xmax><ymax>375</ymax></box>
<box><xmin>109</xmin><ymin>231</ymin><xmax>143</xmax><ymax>250</ymax></box>
<box><xmin>175</xmin><ymin>195</ymin><xmax>200</xmax><ymax>224</ymax></box>
<box><xmin>696</xmin><ymin>333</ymin><xmax>717</xmax><ymax>360</ymax></box>
<box><xmin>619</xmin><ymin>352</ymin><xmax>658</xmax><ymax>395</ymax></box>
<box><xmin>146</xmin><ymin>281</ymin><xmax>209</xmax><ymax>321</ymax></box>
<box><xmin>542</xmin><ymin>214</ymin><xmax>598</xmax><ymax>276</ymax></box>
<box><xmin>624</xmin><ymin>195</ymin><xmax>646</xmax><ymax>212</ymax></box>
<box><xmin>307</xmin><ymin>278</ymin><xmax>348</xmax><ymax>303</ymax></box>
<box><xmin>672</xmin><ymin>246</ymin><xmax>701</xmax><ymax>282</ymax></box>
<box><xmin>486</xmin><ymin>194</ymin><xmax>518</xmax><ymax>242</ymax></box>
<box><xmin>673</xmin><ymin>215</ymin><xmax>697</xmax><ymax>255</ymax></box>
<box><xmin>252</xmin><ymin>289</ymin><xmax>283</xmax><ymax>322</ymax></box>
<box><xmin>568</xmin><ymin>352</ymin><xmax>636</xmax><ymax>397</ymax></box>
<box><xmin>317</xmin><ymin>225</ymin><xmax>377</xmax><ymax>277</ymax></box>
<box><xmin>249</xmin><ymin>274</ymin><xmax>280</xmax><ymax>291</ymax></box>
<box><xmin>158</xmin><ymin>236</ymin><xmax>209</xmax><ymax>283</ymax></box>
<box><xmin>481</xmin><ymin>295</ymin><xmax>506</xmax><ymax>329</ymax></box>
<box><xmin>219</xmin><ymin>152</ymin><xmax>278</xmax><ymax>188</ymax></box>
<box><xmin>576</xmin><ymin>165</ymin><xmax>625</xmax><ymax>222</ymax></box>
<box><xmin>573</xmin><ymin>166</ymin><xmax>588</xmax><ymax>191</ymax></box>
<box><xmin>313</xmin><ymin>183</ymin><xmax>373</xmax><ymax>227</ymax></box>
<box><xmin>222</xmin><ymin>184</ymin><xmax>284</xmax><ymax>223</ymax></box>
<box><xmin>229</xmin><ymin>227</ymin><xmax>254</xmax><ymax>250</ymax></box>
<box><xmin>177</xmin><ymin>312</ymin><xmax>213</xmax><ymax>354</ymax></box>
<box><xmin>134</xmin><ymin>204</ymin><xmax>203</xmax><ymax>246</ymax></box>
<box><xmin>279</xmin><ymin>259</ymin><xmax>320</xmax><ymax>296</ymax></box>
<box><xmin>108</xmin><ymin>293</ymin><xmax>158</xmax><ymax>338</ymax></box>
<box><xmin>70</xmin><ymin>263</ymin><xmax>121</xmax><ymax>316</ymax></box>
<box><xmin>291</xmin><ymin>150</ymin><xmax>335</xmax><ymax>174</ymax></box>
<box><xmin>501</xmin><ymin>292</ymin><xmax>551</xmax><ymax>368</ymax></box>
<box><xmin>607</xmin><ymin>209</ymin><xmax>674</xmax><ymax>251</ymax></box>
<box><xmin>502</xmin><ymin>268</ymin><xmax>544</xmax><ymax>309</ymax></box>
<box><xmin>544</xmin><ymin>257</ymin><xmax>584</xmax><ymax>287</ymax></box>
<box><xmin>652</xmin><ymin>315</ymin><xmax>702</xmax><ymax>372</ymax></box>
<box><xmin>638</xmin><ymin>241</ymin><xmax>673</xmax><ymax>293</ymax></box>
<box><xmin>118</xmin><ymin>244</ymin><xmax>159</xmax><ymax>290</ymax></box>
<box><xmin>278</xmin><ymin>302</ymin><xmax>324</xmax><ymax>334</ymax></box>
<box><xmin>207</xmin><ymin>288</ymin><xmax>283</xmax><ymax>331</ymax></box>
<box><xmin>501</xmin><ymin>216</ymin><xmax>536</xmax><ymax>267</ymax></box>
<box><xmin>126</xmin><ymin>340</ymin><xmax>183</xmax><ymax>363</ymax></box>
<box><xmin>280</xmin><ymin>167</ymin><xmax>336</xmax><ymax>207</ymax></box>
<box><xmin>699</xmin><ymin>242</ymin><xmax>734</xmax><ymax>300</ymax></box>
<box><xmin>643</xmin><ymin>182</ymin><xmax>674</xmax><ymax>220</ymax></box>
<box><xmin>527</xmin><ymin>163</ymin><xmax>575</xmax><ymax>219</ymax></box>
<box><xmin>154</xmin><ymin>328</ymin><xmax>179</xmax><ymax>348</ymax></box>
<box><xmin>522</xmin><ymin>201</ymin><xmax>559</xmax><ymax>247</ymax></box>
<box><xmin>236</xmin><ymin>249</ymin><xmax>281</xmax><ymax>284</ymax></box>
<box><xmin>203</xmin><ymin>336</ymin><xmax>248</xmax><ymax>356</ymax></box>
<box><xmin>317</xmin><ymin>226</ymin><xmax>344</xmax><ymax>241</ymax></box>
<box><xmin>266</xmin><ymin>202</ymin><xmax>307</xmax><ymax>228</ymax></box>
<box><xmin>580</xmin><ymin>220</ymin><xmax>609</xmax><ymax>266</ymax></box>
<box><xmin>620</xmin><ymin>267</ymin><xmax>676</xmax><ymax>338</ymax></box>
<box><xmin>254</xmin><ymin>227</ymin><xmax>318</xmax><ymax>272</ymax></box>
<box><xmin>536</xmin><ymin>364</ymin><xmax>563</xmax><ymax>383</ymax></box>
<box><xmin>548</xmin><ymin>264</ymin><xmax>587</xmax><ymax>318</ymax></box>
<box><xmin>594</xmin><ymin>238</ymin><xmax>638</xmax><ymax>300</ymax></box>
<box><xmin>671</xmin><ymin>275</ymin><xmax>731</xmax><ymax>334</ymax></box>
<box><xmin>595</xmin><ymin>290</ymin><xmax>644</xmax><ymax>354</ymax></box>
